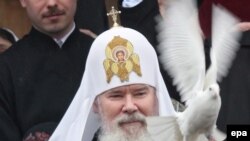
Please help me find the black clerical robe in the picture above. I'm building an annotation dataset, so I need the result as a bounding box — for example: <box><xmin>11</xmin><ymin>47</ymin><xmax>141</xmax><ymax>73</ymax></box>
<box><xmin>0</xmin><ymin>27</ymin><xmax>93</xmax><ymax>140</ymax></box>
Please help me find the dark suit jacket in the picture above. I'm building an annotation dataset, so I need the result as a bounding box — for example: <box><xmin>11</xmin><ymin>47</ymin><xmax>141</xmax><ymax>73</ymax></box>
<box><xmin>0</xmin><ymin>27</ymin><xmax>93</xmax><ymax>140</ymax></box>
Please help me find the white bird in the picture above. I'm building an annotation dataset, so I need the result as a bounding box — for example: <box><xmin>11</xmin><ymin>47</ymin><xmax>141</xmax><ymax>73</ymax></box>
<box><xmin>147</xmin><ymin>0</ymin><xmax>242</xmax><ymax>141</ymax></box>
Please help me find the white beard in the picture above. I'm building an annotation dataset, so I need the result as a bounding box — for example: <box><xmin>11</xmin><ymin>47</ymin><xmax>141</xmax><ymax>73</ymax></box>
<box><xmin>99</xmin><ymin>112</ymin><xmax>154</xmax><ymax>141</ymax></box>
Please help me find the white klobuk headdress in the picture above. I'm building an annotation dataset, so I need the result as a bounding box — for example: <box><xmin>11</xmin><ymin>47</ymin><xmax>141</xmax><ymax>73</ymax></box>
<box><xmin>49</xmin><ymin>27</ymin><xmax>176</xmax><ymax>141</ymax></box>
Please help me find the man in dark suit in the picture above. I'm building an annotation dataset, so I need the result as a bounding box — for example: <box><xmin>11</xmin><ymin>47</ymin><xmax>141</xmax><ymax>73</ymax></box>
<box><xmin>0</xmin><ymin>0</ymin><xmax>93</xmax><ymax>140</ymax></box>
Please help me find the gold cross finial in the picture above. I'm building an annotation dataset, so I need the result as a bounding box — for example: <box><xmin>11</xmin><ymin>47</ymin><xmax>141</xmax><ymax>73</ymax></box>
<box><xmin>107</xmin><ymin>6</ymin><xmax>121</xmax><ymax>27</ymax></box>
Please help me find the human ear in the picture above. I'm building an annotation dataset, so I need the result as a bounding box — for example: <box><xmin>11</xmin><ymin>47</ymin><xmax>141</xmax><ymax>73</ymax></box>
<box><xmin>92</xmin><ymin>98</ymin><xmax>100</xmax><ymax>114</ymax></box>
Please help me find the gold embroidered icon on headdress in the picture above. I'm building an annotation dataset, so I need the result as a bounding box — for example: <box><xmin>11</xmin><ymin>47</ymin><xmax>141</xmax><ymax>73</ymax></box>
<box><xmin>103</xmin><ymin>36</ymin><xmax>142</xmax><ymax>83</ymax></box>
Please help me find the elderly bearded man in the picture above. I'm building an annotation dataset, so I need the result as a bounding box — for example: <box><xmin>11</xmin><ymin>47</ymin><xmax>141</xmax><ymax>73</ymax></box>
<box><xmin>92</xmin><ymin>84</ymin><xmax>159</xmax><ymax>141</ymax></box>
<box><xmin>49</xmin><ymin>25</ymin><xmax>176</xmax><ymax>141</ymax></box>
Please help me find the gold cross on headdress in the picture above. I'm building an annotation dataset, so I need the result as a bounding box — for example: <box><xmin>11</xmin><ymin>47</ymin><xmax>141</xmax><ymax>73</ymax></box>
<box><xmin>107</xmin><ymin>6</ymin><xmax>121</xmax><ymax>27</ymax></box>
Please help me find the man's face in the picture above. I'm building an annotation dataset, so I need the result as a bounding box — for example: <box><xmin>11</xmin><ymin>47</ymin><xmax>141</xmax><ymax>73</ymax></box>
<box><xmin>20</xmin><ymin>0</ymin><xmax>76</xmax><ymax>38</ymax></box>
<box><xmin>93</xmin><ymin>84</ymin><xmax>158</xmax><ymax>140</ymax></box>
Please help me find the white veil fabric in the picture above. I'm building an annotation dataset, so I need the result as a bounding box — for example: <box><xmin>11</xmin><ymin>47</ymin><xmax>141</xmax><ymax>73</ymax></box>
<box><xmin>49</xmin><ymin>27</ymin><xmax>176</xmax><ymax>141</ymax></box>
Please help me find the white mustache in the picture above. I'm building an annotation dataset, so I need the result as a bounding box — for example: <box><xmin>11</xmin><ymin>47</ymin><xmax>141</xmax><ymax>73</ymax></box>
<box><xmin>116</xmin><ymin>112</ymin><xmax>146</xmax><ymax>127</ymax></box>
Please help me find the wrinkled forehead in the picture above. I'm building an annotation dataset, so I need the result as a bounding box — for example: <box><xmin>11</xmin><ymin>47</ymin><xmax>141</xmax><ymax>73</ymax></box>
<box><xmin>99</xmin><ymin>84</ymin><xmax>156</xmax><ymax>96</ymax></box>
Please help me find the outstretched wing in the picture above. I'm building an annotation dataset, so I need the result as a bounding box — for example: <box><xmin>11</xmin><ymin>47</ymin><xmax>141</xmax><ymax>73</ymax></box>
<box><xmin>157</xmin><ymin>0</ymin><xmax>205</xmax><ymax>103</ymax></box>
<box><xmin>146</xmin><ymin>116</ymin><xmax>210</xmax><ymax>141</ymax></box>
<box><xmin>146</xmin><ymin>116</ymin><xmax>183</xmax><ymax>141</ymax></box>
<box><xmin>205</xmin><ymin>4</ymin><xmax>241</xmax><ymax>88</ymax></box>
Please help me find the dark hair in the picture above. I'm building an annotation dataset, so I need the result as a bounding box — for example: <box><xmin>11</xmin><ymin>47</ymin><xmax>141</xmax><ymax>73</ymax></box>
<box><xmin>0</xmin><ymin>28</ymin><xmax>16</xmax><ymax>44</ymax></box>
<box><xmin>116</xmin><ymin>50</ymin><xmax>125</xmax><ymax>56</ymax></box>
